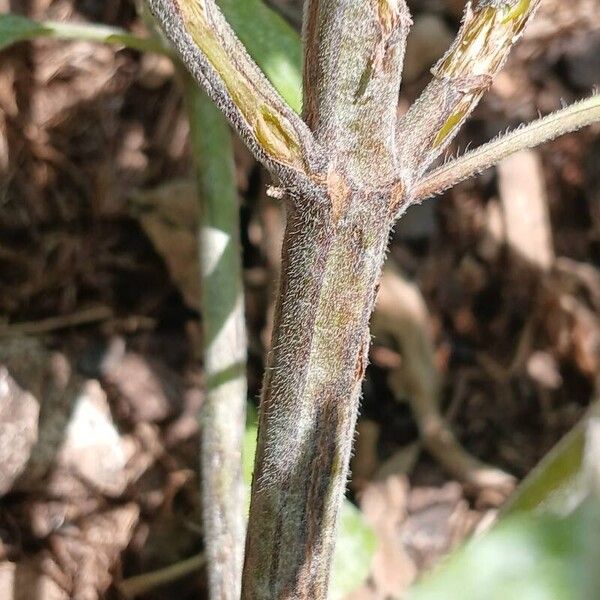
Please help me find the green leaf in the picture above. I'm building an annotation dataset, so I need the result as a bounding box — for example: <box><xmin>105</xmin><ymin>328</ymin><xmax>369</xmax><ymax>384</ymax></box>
<box><xmin>0</xmin><ymin>13</ymin><xmax>165</xmax><ymax>54</ymax></box>
<box><xmin>330</xmin><ymin>500</ymin><xmax>378</xmax><ymax>600</ymax></box>
<box><xmin>407</xmin><ymin>510</ymin><xmax>585</xmax><ymax>600</ymax></box>
<box><xmin>501</xmin><ymin>419</ymin><xmax>586</xmax><ymax>517</ymax></box>
<box><xmin>217</xmin><ymin>0</ymin><xmax>302</xmax><ymax>113</ymax></box>
<box><xmin>0</xmin><ymin>14</ymin><xmax>49</xmax><ymax>49</ymax></box>
<box><xmin>408</xmin><ymin>411</ymin><xmax>600</xmax><ymax>600</ymax></box>
<box><xmin>243</xmin><ymin>407</ymin><xmax>377</xmax><ymax>598</ymax></box>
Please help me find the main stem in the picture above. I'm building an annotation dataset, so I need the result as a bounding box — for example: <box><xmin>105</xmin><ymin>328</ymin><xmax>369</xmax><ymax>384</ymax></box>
<box><xmin>242</xmin><ymin>187</ymin><xmax>394</xmax><ymax>598</ymax></box>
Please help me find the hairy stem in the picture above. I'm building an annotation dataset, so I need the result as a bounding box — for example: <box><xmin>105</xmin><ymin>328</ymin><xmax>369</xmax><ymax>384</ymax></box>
<box><xmin>185</xmin><ymin>79</ymin><xmax>247</xmax><ymax>600</ymax></box>
<box><xmin>414</xmin><ymin>94</ymin><xmax>600</xmax><ymax>199</ymax></box>
<box><xmin>302</xmin><ymin>0</ymin><xmax>411</xmax><ymax>184</ymax></box>
<box><xmin>146</xmin><ymin>1</ymin><xmax>599</xmax><ymax>598</ymax></box>
<box><xmin>396</xmin><ymin>0</ymin><xmax>540</xmax><ymax>184</ymax></box>
<box><xmin>146</xmin><ymin>0</ymin><xmax>324</xmax><ymax>181</ymax></box>
<box><xmin>242</xmin><ymin>187</ymin><xmax>394</xmax><ymax>599</ymax></box>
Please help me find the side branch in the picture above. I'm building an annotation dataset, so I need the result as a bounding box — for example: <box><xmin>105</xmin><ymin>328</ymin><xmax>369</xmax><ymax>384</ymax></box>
<box><xmin>147</xmin><ymin>0</ymin><xmax>324</xmax><ymax>182</ymax></box>
<box><xmin>396</xmin><ymin>0</ymin><xmax>540</xmax><ymax>187</ymax></box>
<box><xmin>414</xmin><ymin>94</ymin><xmax>600</xmax><ymax>200</ymax></box>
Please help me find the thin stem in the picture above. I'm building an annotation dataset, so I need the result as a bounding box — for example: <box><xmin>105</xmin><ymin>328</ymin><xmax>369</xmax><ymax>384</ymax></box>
<box><xmin>119</xmin><ymin>552</ymin><xmax>205</xmax><ymax>597</ymax></box>
<box><xmin>184</xmin><ymin>76</ymin><xmax>247</xmax><ymax>600</ymax></box>
<box><xmin>395</xmin><ymin>0</ymin><xmax>541</xmax><ymax>185</ymax></box>
<box><xmin>147</xmin><ymin>0</ymin><xmax>324</xmax><ymax>182</ymax></box>
<box><xmin>414</xmin><ymin>94</ymin><xmax>600</xmax><ymax>200</ymax></box>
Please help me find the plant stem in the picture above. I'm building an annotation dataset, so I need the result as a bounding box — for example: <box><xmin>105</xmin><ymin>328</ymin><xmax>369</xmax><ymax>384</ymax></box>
<box><xmin>396</xmin><ymin>0</ymin><xmax>541</xmax><ymax>183</ymax></box>
<box><xmin>302</xmin><ymin>0</ymin><xmax>410</xmax><ymax>184</ymax></box>
<box><xmin>414</xmin><ymin>94</ymin><xmax>600</xmax><ymax>199</ymax></box>
<box><xmin>242</xmin><ymin>189</ymin><xmax>393</xmax><ymax>598</ymax></box>
<box><xmin>119</xmin><ymin>552</ymin><xmax>205</xmax><ymax>598</ymax></box>
<box><xmin>185</xmin><ymin>78</ymin><xmax>247</xmax><ymax>600</ymax></box>
<box><xmin>145</xmin><ymin>2</ymin><xmax>600</xmax><ymax>598</ymax></box>
<box><xmin>146</xmin><ymin>0</ymin><xmax>324</xmax><ymax>181</ymax></box>
<box><xmin>34</xmin><ymin>19</ymin><xmax>168</xmax><ymax>54</ymax></box>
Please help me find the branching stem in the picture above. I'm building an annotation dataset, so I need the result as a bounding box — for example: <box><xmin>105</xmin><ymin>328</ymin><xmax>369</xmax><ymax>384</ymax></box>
<box><xmin>395</xmin><ymin>0</ymin><xmax>541</xmax><ymax>184</ymax></box>
<box><xmin>414</xmin><ymin>94</ymin><xmax>600</xmax><ymax>200</ymax></box>
<box><xmin>147</xmin><ymin>0</ymin><xmax>325</xmax><ymax>182</ymax></box>
<box><xmin>144</xmin><ymin>0</ymin><xmax>600</xmax><ymax>598</ymax></box>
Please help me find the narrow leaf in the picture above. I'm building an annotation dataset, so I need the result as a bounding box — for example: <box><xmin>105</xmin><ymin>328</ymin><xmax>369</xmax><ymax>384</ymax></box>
<box><xmin>217</xmin><ymin>0</ymin><xmax>302</xmax><ymax>113</ymax></box>
<box><xmin>0</xmin><ymin>14</ymin><xmax>47</xmax><ymax>48</ymax></box>
<box><xmin>0</xmin><ymin>13</ymin><xmax>166</xmax><ymax>53</ymax></box>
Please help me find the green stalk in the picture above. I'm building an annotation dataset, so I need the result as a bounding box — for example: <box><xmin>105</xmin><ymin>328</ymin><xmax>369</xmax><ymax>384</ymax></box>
<box><xmin>0</xmin><ymin>9</ymin><xmax>299</xmax><ymax>596</ymax></box>
<box><xmin>184</xmin><ymin>77</ymin><xmax>247</xmax><ymax>600</ymax></box>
